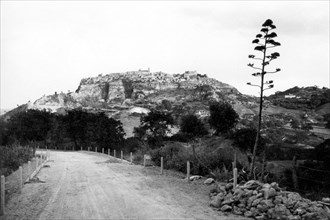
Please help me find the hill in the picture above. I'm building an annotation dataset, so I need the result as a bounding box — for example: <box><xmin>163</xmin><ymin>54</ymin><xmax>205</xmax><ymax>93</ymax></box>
<box><xmin>267</xmin><ymin>86</ymin><xmax>330</xmax><ymax>112</ymax></box>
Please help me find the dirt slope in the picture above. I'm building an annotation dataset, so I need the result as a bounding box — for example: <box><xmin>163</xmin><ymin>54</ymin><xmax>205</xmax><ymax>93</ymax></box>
<box><xmin>1</xmin><ymin>151</ymin><xmax>247</xmax><ymax>220</ymax></box>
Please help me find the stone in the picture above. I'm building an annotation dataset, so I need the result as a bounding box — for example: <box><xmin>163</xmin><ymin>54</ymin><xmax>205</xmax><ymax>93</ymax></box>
<box><xmin>262</xmin><ymin>187</ymin><xmax>277</xmax><ymax>199</ymax></box>
<box><xmin>225</xmin><ymin>183</ymin><xmax>233</xmax><ymax>191</ymax></box>
<box><xmin>220</xmin><ymin>204</ymin><xmax>232</xmax><ymax>212</ymax></box>
<box><xmin>232</xmin><ymin>206</ymin><xmax>243</xmax><ymax>215</ymax></box>
<box><xmin>204</xmin><ymin>178</ymin><xmax>215</xmax><ymax>185</ymax></box>
<box><xmin>242</xmin><ymin>180</ymin><xmax>262</xmax><ymax>190</ymax></box>
<box><xmin>294</xmin><ymin>207</ymin><xmax>306</xmax><ymax>216</ymax></box>
<box><xmin>255</xmin><ymin>215</ymin><xmax>267</xmax><ymax>220</ymax></box>
<box><xmin>218</xmin><ymin>185</ymin><xmax>226</xmax><ymax>193</ymax></box>
<box><xmin>259</xmin><ymin>199</ymin><xmax>275</xmax><ymax>212</ymax></box>
<box><xmin>268</xmin><ymin>204</ymin><xmax>292</xmax><ymax>220</ymax></box>
<box><xmin>247</xmin><ymin>196</ymin><xmax>258</xmax><ymax>207</ymax></box>
<box><xmin>221</xmin><ymin>198</ymin><xmax>234</xmax><ymax>206</ymax></box>
<box><xmin>252</xmin><ymin>198</ymin><xmax>263</xmax><ymax>207</ymax></box>
<box><xmin>190</xmin><ymin>175</ymin><xmax>202</xmax><ymax>181</ymax></box>
<box><xmin>250</xmin><ymin>207</ymin><xmax>260</xmax><ymax>217</ymax></box>
<box><xmin>244</xmin><ymin>211</ymin><xmax>253</xmax><ymax>217</ymax></box>
<box><xmin>288</xmin><ymin>215</ymin><xmax>301</xmax><ymax>220</ymax></box>
<box><xmin>210</xmin><ymin>193</ymin><xmax>225</xmax><ymax>208</ymax></box>
<box><xmin>301</xmin><ymin>212</ymin><xmax>317</xmax><ymax>220</ymax></box>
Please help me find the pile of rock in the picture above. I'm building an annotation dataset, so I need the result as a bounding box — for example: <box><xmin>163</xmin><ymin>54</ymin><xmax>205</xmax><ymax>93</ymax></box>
<box><xmin>210</xmin><ymin>180</ymin><xmax>330</xmax><ymax>220</ymax></box>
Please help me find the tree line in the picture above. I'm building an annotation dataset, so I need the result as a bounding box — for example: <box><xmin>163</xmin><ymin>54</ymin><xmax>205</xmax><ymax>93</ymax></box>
<box><xmin>0</xmin><ymin>109</ymin><xmax>125</xmax><ymax>151</ymax></box>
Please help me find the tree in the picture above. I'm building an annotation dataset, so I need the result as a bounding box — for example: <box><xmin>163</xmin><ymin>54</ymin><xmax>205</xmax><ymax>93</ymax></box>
<box><xmin>232</xmin><ymin>128</ymin><xmax>265</xmax><ymax>155</ymax></box>
<box><xmin>208</xmin><ymin>101</ymin><xmax>239</xmax><ymax>135</ymax></box>
<box><xmin>180</xmin><ymin>114</ymin><xmax>208</xmax><ymax>137</ymax></box>
<box><xmin>247</xmin><ymin>19</ymin><xmax>281</xmax><ymax>176</ymax></box>
<box><xmin>7</xmin><ymin>109</ymin><xmax>53</xmax><ymax>144</ymax></box>
<box><xmin>134</xmin><ymin>110</ymin><xmax>174</xmax><ymax>148</ymax></box>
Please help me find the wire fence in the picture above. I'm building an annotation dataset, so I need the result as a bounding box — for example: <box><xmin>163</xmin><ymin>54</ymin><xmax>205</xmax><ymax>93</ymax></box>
<box><xmin>1</xmin><ymin>150</ymin><xmax>48</xmax><ymax>215</ymax></box>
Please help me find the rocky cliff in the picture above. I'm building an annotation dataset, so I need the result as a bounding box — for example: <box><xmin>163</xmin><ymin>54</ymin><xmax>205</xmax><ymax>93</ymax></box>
<box><xmin>31</xmin><ymin>70</ymin><xmax>241</xmax><ymax>113</ymax></box>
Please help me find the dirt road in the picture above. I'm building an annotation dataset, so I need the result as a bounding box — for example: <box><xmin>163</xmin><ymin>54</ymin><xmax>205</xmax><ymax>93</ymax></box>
<box><xmin>2</xmin><ymin>151</ymin><xmax>246</xmax><ymax>220</ymax></box>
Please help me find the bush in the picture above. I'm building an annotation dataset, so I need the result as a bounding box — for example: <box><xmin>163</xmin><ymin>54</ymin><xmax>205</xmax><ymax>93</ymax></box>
<box><xmin>0</xmin><ymin>145</ymin><xmax>34</xmax><ymax>176</ymax></box>
<box><xmin>209</xmin><ymin>101</ymin><xmax>239</xmax><ymax>135</ymax></box>
<box><xmin>150</xmin><ymin>142</ymin><xmax>191</xmax><ymax>173</ymax></box>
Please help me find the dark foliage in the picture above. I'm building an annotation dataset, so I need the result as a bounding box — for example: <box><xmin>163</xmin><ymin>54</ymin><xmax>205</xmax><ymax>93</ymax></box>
<box><xmin>179</xmin><ymin>114</ymin><xmax>208</xmax><ymax>137</ymax></box>
<box><xmin>6</xmin><ymin>109</ymin><xmax>53</xmax><ymax>145</ymax></box>
<box><xmin>208</xmin><ymin>101</ymin><xmax>239</xmax><ymax>135</ymax></box>
<box><xmin>231</xmin><ymin>128</ymin><xmax>265</xmax><ymax>155</ymax></box>
<box><xmin>134</xmin><ymin>110</ymin><xmax>174</xmax><ymax>148</ymax></box>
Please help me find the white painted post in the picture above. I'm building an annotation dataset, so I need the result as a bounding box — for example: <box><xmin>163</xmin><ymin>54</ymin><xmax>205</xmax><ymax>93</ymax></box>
<box><xmin>1</xmin><ymin>175</ymin><xmax>5</xmax><ymax>215</ymax></box>
<box><xmin>130</xmin><ymin>152</ymin><xmax>133</xmax><ymax>164</ymax></box>
<box><xmin>108</xmin><ymin>148</ymin><xmax>110</xmax><ymax>156</ymax></box>
<box><xmin>102</xmin><ymin>148</ymin><xmax>104</xmax><ymax>154</ymax></box>
<box><xmin>81</xmin><ymin>147</ymin><xmax>83</xmax><ymax>151</ymax></box>
<box><xmin>160</xmin><ymin>157</ymin><xmax>163</xmax><ymax>174</ymax></box>
<box><xmin>143</xmin><ymin>155</ymin><xmax>146</xmax><ymax>167</ymax></box>
<box><xmin>121</xmin><ymin>151</ymin><xmax>123</xmax><ymax>161</ymax></box>
<box><xmin>28</xmin><ymin>161</ymin><xmax>31</xmax><ymax>177</ymax></box>
<box><xmin>19</xmin><ymin>166</ymin><xmax>23</xmax><ymax>193</ymax></box>
<box><xmin>233</xmin><ymin>168</ymin><xmax>238</xmax><ymax>190</ymax></box>
<box><xmin>114</xmin><ymin>150</ymin><xmax>116</xmax><ymax>158</ymax></box>
<box><xmin>95</xmin><ymin>147</ymin><xmax>97</xmax><ymax>152</ymax></box>
<box><xmin>36</xmin><ymin>157</ymin><xmax>39</xmax><ymax>170</ymax></box>
<box><xmin>187</xmin><ymin>161</ymin><xmax>190</xmax><ymax>183</ymax></box>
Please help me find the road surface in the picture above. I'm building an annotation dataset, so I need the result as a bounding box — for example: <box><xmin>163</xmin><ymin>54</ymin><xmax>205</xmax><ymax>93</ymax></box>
<box><xmin>2</xmin><ymin>151</ymin><xmax>246</xmax><ymax>219</ymax></box>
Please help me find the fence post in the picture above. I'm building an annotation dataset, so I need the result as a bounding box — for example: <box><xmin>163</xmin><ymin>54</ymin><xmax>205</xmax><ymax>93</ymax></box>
<box><xmin>108</xmin><ymin>148</ymin><xmax>110</xmax><ymax>156</ymax></box>
<box><xmin>121</xmin><ymin>151</ymin><xmax>123</xmax><ymax>161</ymax></box>
<box><xmin>28</xmin><ymin>161</ymin><xmax>31</xmax><ymax>179</ymax></box>
<box><xmin>187</xmin><ymin>161</ymin><xmax>190</xmax><ymax>183</ymax></box>
<box><xmin>160</xmin><ymin>157</ymin><xmax>163</xmax><ymax>175</ymax></box>
<box><xmin>1</xmin><ymin>175</ymin><xmax>5</xmax><ymax>215</ymax></box>
<box><xmin>88</xmin><ymin>147</ymin><xmax>90</xmax><ymax>151</ymax></box>
<box><xmin>95</xmin><ymin>147</ymin><xmax>97</xmax><ymax>152</ymax></box>
<box><xmin>81</xmin><ymin>147</ymin><xmax>83</xmax><ymax>151</ymax></box>
<box><xmin>36</xmin><ymin>157</ymin><xmax>38</xmax><ymax>170</ymax></box>
<box><xmin>292</xmin><ymin>156</ymin><xmax>299</xmax><ymax>190</ymax></box>
<box><xmin>233</xmin><ymin>168</ymin><xmax>238</xmax><ymax>190</ymax></box>
<box><xmin>19</xmin><ymin>166</ymin><xmax>23</xmax><ymax>193</ymax></box>
<box><xmin>114</xmin><ymin>150</ymin><xmax>116</xmax><ymax>158</ymax></box>
<box><xmin>102</xmin><ymin>148</ymin><xmax>104</xmax><ymax>154</ymax></box>
<box><xmin>144</xmin><ymin>155</ymin><xmax>146</xmax><ymax>167</ymax></box>
<box><xmin>130</xmin><ymin>152</ymin><xmax>133</xmax><ymax>164</ymax></box>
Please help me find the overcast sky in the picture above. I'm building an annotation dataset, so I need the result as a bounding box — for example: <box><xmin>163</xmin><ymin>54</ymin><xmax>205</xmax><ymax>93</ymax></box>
<box><xmin>1</xmin><ymin>1</ymin><xmax>329</xmax><ymax>109</ymax></box>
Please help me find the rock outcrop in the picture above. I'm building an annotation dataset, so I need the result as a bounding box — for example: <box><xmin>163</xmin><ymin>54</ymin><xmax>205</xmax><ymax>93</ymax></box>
<box><xmin>210</xmin><ymin>180</ymin><xmax>330</xmax><ymax>220</ymax></box>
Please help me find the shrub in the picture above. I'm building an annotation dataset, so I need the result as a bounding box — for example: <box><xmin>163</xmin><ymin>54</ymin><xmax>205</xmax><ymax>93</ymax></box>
<box><xmin>0</xmin><ymin>145</ymin><xmax>34</xmax><ymax>176</ymax></box>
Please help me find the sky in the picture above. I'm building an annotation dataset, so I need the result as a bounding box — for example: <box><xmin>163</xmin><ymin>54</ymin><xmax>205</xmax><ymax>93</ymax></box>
<box><xmin>1</xmin><ymin>1</ymin><xmax>329</xmax><ymax>109</ymax></box>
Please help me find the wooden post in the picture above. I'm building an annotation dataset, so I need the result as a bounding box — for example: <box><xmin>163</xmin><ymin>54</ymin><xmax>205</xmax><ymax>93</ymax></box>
<box><xmin>144</xmin><ymin>155</ymin><xmax>146</xmax><ymax>167</ymax></box>
<box><xmin>130</xmin><ymin>152</ymin><xmax>133</xmax><ymax>164</ymax></box>
<box><xmin>1</xmin><ymin>175</ymin><xmax>5</xmax><ymax>215</ymax></box>
<box><xmin>187</xmin><ymin>161</ymin><xmax>190</xmax><ymax>183</ymax></box>
<box><xmin>121</xmin><ymin>151</ymin><xmax>123</xmax><ymax>161</ymax></box>
<box><xmin>19</xmin><ymin>166</ymin><xmax>23</xmax><ymax>193</ymax></box>
<box><xmin>233</xmin><ymin>168</ymin><xmax>238</xmax><ymax>190</ymax></box>
<box><xmin>108</xmin><ymin>148</ymin><xmax>110</xmax><ymax>156</ymax></box>
<box><xmin>102</xmin><ymin>148</ymin><xmax>104</xmax><ymax>154</ymax></box>
<box><xmin>160</xmin><ymin>157</ymin><xmax>163</xmax><ymax>174</ymax></box>
<box><xmin>81</xmin><ymin>147</ymin><xmax>83</xmax><ymax>151</ymax></box>
<box><xmin>28</xmin><ymin>161</ymin><xmax>31</xmax><ymax>177</ymax></box>
<box><xmin>95</xmin><ymin>147</ymin><xmax>97</xmax><ymax>152</ymax></box>
<box><xmin>292</xmin><ymin>156</ymin><xmax>299</xmax><ymax>190</ymax></box>
<box><xmin>114</xmin><ymin>150</ymin><xmax>116</xmax><ymax>158</ymax></box>
<box><xmin>36</xmin><ymin>157</ymin><xmax>39</xmax><ymax>170</ymax></box>
<box><xmin>88</xmin><ymin>147</ymin><xmax>90</xmax><ymax>151</ymax></box>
